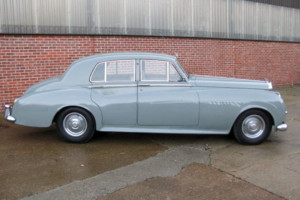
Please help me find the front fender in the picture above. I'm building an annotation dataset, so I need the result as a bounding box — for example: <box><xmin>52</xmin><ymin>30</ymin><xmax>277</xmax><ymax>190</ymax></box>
<box><xmin>238</xmin><ymin>99</ymin><xmax>286</xmax><ymax>127</ymax></box>
<box><xmin>12</xmin><ymin>87</ymin><xmax>102</xmax><ymax>129</ymax></box>
<box><xmin>197</xmin><ymin>88</ymin><xmax>286</xmax><ymax>133</ymax></box>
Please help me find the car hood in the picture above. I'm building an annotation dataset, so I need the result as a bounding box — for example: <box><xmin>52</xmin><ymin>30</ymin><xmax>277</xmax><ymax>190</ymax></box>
<box><xmin>188</xmin><ymin>75</ymin><xmax>272</xmax><ymax>90</ymax></box>
<box><xmin>24</xmin><ymin>76</ymin><xmax>62</xmax><ymax>95</ymax></box>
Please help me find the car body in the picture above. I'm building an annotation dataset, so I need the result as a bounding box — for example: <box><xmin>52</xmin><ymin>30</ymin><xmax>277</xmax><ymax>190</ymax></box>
<box><xmin>4</xmin><ymin>52</ymin><xmax>287</xmax><ymax>144</ymax></box>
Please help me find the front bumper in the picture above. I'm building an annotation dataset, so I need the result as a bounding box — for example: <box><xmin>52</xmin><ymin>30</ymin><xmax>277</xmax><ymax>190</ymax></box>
<box><xmin>276</xmin><ymin>123</ymin><xmax>287</xmax><ymax>131</ymax></box>
<box><xmin>4</xmin><ymin>104</ymin><xmax>16</xmax><ymax>122</ymax></box>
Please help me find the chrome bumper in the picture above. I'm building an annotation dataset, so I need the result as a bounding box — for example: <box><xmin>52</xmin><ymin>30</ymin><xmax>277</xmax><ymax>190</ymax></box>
<box><xmin>276</xmin><ymin>123</ymin><xmax>287</xmax><ymax>131</ymax></box>
<box><xmin>4</xmin><ymin>104</ymin><xmax>16</xmax><ymax>122</ymax></box>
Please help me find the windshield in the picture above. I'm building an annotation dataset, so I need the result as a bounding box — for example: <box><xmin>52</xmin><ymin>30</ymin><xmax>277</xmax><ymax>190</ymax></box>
<box><xmin>175</xmin><ymin>60</ymin><xmax>189</xmax><ymax>78</ymax></box>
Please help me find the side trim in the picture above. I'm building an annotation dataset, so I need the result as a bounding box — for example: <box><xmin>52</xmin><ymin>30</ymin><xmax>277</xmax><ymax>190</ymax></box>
<box><xmin>138</xmin><ymin>83</ymin><xmax>192</xmax><ymax>87</ymax></box>
<box><xmin>89</xmin><ymin>84</ymin><xmax>137</xmax><ymax>88</ymax></box>
<box><xmin>100</xmin><ymin>126</ymin><xmax>228</xmax><ymax>135</ymax></box>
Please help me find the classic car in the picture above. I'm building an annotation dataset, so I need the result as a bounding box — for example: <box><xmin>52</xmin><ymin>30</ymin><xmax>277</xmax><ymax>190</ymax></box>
<box><xmin>4</xmin><ymin>52</ymin><xmax>287</xmax><ymax>144</ymax></box>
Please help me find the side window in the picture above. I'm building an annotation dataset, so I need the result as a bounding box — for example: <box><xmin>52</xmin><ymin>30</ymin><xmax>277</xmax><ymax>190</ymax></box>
<box><xmin>141</xmin><ymin>60</ymin><xmax>168</xmax><ymax>81</ymax></box>
<box><xmin>91</xmin><ymin>60</ymin><xmax>135</xmax><ymax>82</ymax></box>
<box><xmin>141</xmin><ymin>60</ymin><xmax>182</xmax><ymax>82</ymax></box>
<box><xmin>106</xmin><ymin>60</ymin><xmax>135</xmax><ymax>81</ymax></box>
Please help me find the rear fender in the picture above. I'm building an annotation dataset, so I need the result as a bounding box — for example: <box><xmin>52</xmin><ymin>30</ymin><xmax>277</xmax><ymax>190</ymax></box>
<box><xmin>12</xmin><ymin>88</ymin><xmax>103</xmax><ymax>129</ymax></box>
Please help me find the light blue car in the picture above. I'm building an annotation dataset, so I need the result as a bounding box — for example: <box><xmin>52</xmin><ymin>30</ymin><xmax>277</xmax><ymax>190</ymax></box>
<box><xmin>4</xmin><ymin>52</ymin><xmax>287</xmax><ymax>144</ymax></box>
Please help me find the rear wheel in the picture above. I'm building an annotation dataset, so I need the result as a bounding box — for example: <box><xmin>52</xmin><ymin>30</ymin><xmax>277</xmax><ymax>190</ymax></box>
<box><xmin>233</xmin><ymin>110</ymin><xmax>272</xmax><ymax>145</ymax></box>
<box><xmin>56</xmin><ymin>107</ymin><xmax>95</xmax><ymax>143</ymax></box>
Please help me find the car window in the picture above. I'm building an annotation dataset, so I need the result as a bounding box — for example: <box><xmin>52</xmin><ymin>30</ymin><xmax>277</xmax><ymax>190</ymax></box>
<box><xmin>141</xmin><ymin>60</ymin><xmax>182</xmax><ymax>82</ymax></box>
<box><xmin>169</xmin><ymin>63</ymin><xmax>182</xmax><ymax>82</ymax></box>
<box><xmin>106</xmin><ymin>60</ymin><xmax>135</xmax><ymax>81</ymax></box>
<box><xmin>91</xmin><ymin>60</ymin><xmax>135</xmax><ymax>82</ymax></box>
<box><xmin>91</xmin><ymin>63</ymin><xmax>105</xmax><ymax>82</ymax></box>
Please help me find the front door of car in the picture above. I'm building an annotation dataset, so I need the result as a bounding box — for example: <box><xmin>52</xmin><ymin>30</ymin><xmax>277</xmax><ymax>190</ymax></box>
<box><xmin>90</xmin><ymin>59</ymin><xmax>137</xmax><ymax>125</ymax></box>
<box><xmin>137</xmin><ymin>60</ymin><xmax>199</xmax><ymax>126</ymax></box>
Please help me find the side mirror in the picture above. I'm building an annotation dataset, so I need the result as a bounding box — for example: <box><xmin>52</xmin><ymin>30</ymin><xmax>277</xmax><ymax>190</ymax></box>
<box><xmin>180</xmin><ymin>77</ymin><xmax>187</xmax><ymax>82</ymax></box>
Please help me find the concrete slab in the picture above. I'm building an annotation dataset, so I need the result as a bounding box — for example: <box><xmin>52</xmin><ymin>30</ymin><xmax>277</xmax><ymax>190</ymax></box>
<box><xmin>98</xmin><ymin>164</ymin><xmax>285</xmax><ymax>200</ymax></box>
<box><xmin>0</xmin><ymin>125</ymin><xmax>166</xmax><ymax>200</ymax></box>
<box><xmin>20</xmin><ymin>146</ymin><xmax>210</xmax><ymax>200</ymax></box>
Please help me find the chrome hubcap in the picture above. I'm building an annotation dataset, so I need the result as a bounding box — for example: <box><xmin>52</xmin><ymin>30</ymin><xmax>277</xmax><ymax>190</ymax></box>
<box><xmin>242</xmin><ymin>115</ymin><xmax>265</xmax><ymax>139</ymax></box>
<box><xmin>63</xmin><ymin>112</ymin><xmax>87</xmax><ymax>137</ymax></box>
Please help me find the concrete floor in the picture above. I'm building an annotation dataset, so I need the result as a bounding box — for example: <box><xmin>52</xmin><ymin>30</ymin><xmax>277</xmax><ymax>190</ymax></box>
<box><xmin>0</xmin><ymin>85</ymin><xmax>299</xmax><ymax>200</ymax></box>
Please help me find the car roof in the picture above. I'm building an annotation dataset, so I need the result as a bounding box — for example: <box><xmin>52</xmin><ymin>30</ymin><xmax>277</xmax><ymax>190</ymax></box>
<box><xmin>73</xmin><ymin>52</ymin><xmax>177</xmax><ymax>64</ymax></box>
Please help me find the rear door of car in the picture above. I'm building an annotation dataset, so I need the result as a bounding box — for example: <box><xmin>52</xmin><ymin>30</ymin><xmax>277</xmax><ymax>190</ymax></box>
<box><xmin>137</xmin><ymin>59</ymin><xmax>199</xmax><ymax>126</ymax></box>
<box><xmin>90</xmin><ymin>59</ymin><xmax>138</xmax><ymax>125</ymax></box>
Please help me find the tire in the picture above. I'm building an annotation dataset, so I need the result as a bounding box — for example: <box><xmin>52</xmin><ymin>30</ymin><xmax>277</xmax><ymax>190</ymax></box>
<box><xmin>56</xmin><ymin>107</ymin><xmax>95</xmax><ymax>143</ymax></box>
<box><xmin>233</xmin><ymin>109</ymin><xmax>272</xmax><ymax>145</ymax></box>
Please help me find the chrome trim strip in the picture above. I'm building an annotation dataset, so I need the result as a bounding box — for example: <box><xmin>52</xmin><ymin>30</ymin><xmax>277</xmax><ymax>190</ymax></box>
<box><xmin>138</xmin><ymin>84</ymin><xmax>192</xmax><ymax>87</ymax></box>
<box><xmin>90</xmin><ymin>83</ymin><xmax>191</xmax><ymax>88</ymax></box>
<box><xmin>89</xmin><ymin>84</ymin><xmax>137</xmax><ymax>88</ymax></box>
<box><xmin>4</xmin><ymin>104</ymin><xmax>16</xmax><ymax>123</ymax></box>
<box><xmin>104</xmin><ymin>62</ymin><xmax>107</xmax><ymax>82</ymax></box>
<box><xmin>167</xmin><ymin>61</ymin><xmax>170</xmax><ymax>81</ymax></box>
<box><xmin>133</xmin><ymin>59</ymin><xmax>136</xmax><ymax>82</ymax></box>
<box><xmin>276</xmin><ymin>123</ymin><xmax>288</xmax><ymax>131</ymax></box>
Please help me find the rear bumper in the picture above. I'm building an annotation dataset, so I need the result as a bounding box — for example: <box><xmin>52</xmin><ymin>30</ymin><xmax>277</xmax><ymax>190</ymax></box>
<box><xmin>276</xmin><ymin>123</ymin><xmax>287</xmax><ymax>131</ymax></box>
<box><xmin>4</xmin><ymin>104</ymin><xmax>16</xmax><ymax>123</ymax></box>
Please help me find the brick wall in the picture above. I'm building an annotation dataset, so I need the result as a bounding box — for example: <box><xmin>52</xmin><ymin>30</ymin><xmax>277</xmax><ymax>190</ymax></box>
<box><xmin>1</xmin><ymin>35</ymin><xmax>300</xmax><ymax>112</ymax></box>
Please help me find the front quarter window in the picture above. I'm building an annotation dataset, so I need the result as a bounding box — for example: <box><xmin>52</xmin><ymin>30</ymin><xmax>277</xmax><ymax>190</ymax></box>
<box><xmin>169</xmin><ymin>63</ymin><xmax>182</xmax><ymax>82</ymax></box>
<box><xmin>176</xmin><ymin>60</ymin><xmax>189</xmax><ymax>79</ymax></box>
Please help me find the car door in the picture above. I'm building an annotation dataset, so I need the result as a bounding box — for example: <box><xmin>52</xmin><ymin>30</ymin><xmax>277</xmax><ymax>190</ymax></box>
<box><xmin>138</xmin><ymin>59</ymin><xmax>199</xmax><ymax>126</ymax></box>
<box><xmin>90</xmin><ymin>59</ymin><xmax>137</xmax><ymax>125</ymax></box>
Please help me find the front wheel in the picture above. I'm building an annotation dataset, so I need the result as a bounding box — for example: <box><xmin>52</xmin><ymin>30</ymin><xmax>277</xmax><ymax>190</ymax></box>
<box><xmin>233</xmin><ymin>110</ymin><xmax>272</xmax><ymax>145</ymax></box>
<box><xmin>56</xmin><ymin>108</ymin><xmax>95</xmax><ymax>143</ymax></box>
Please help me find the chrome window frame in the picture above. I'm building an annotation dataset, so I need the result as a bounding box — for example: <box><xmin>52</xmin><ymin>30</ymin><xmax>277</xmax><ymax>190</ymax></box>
<box><xmin>168</xmin><ymin>62</ymin><xmax>184</xmax><ymax>82</ymax></box>
<box><xmin>175</xmin><ymin>59</ymin><xmax>189</xmax><ymax>79</ymax></box>
<box><xmin>90</xmin><ymin>59</ymin><xmax>136</xmax><ymax>83</ymax></box>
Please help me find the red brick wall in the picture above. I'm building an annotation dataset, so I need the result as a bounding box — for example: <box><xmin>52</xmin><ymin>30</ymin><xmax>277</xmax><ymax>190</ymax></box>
<box><xmin>1</xmin><ymin>35</ymin><xmax>300</xmax><ymax>112</ymax></box>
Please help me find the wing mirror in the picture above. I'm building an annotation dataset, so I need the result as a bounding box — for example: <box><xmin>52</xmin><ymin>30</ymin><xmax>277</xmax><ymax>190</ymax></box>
<box><xmin>180</xmin><ymin>77</ymin><xmax>187</xmax><ymax>82</ymax></box>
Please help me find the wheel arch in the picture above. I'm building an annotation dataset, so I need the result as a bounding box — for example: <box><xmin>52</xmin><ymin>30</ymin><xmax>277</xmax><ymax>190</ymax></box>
<box><xmin>232</xmin><ymin>107</ymin><xmax>274</xmax><ymax>130</ymax></box>
<box><xmin>231</xmin><ymin>107</ymin><xmax>275</xmax><ymax>145</ymax></box>
<box><xmin>55</xmin><ymin>106</ymin><xmax>97</xmax><ymax>143</ymax></box>
<box><xmin>52</xmin><ymin>104</ymin><xmax>103</xmax><ymax>132</ymax></box>
<box><xmin>53</xmin><ymin>106</ymin><xmax>95</xmax><ymax>123</ymax></box>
